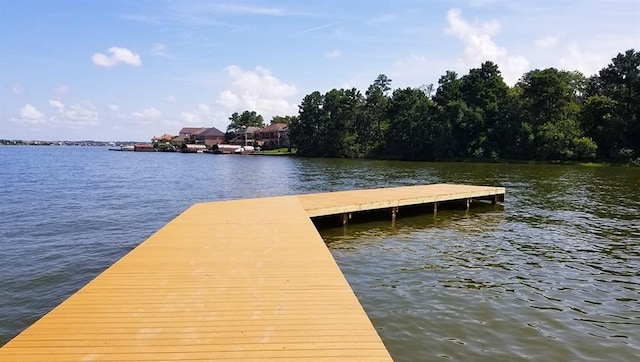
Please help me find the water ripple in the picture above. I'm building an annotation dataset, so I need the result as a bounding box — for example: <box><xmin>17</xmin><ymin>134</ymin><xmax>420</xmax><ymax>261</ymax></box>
<box><xmin>2</xmin><ymin>147</ymin><xmax>640</xmax><ymax>361</ymax></box>
<box><xmin>324</xmin><ymin>168</ymin><xmax>640</xmax><ymax>361</ymax></box>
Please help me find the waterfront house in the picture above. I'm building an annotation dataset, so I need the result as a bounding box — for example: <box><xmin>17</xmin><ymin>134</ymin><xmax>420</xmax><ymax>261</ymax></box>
<box><xmin>178</xmin><ymin>127</ymin><xmax>208</xmax><ymax>144</ymax></box>
<box><xmin>177</xmin><ymin>127</ymin><xmax>225</xmax><ymax>147</ymax></box>
<box><xmin>151</xmin><ymin>134</ymin><xmax>174</xmax><ymax>143</ymax></box>
<box><xmin>258</xmin><ymin>123</ymin><xmax>289</xmax><ymax>149</ymax></box>
<box><xmin>200</xmin><ymin>127</ymin><xmax>225</xmax><ymax>147</ymax></box>
<box><xmin>228</xmin><ymin>126</ymin><xmax>260</xmax><ymax>146</ymax></box>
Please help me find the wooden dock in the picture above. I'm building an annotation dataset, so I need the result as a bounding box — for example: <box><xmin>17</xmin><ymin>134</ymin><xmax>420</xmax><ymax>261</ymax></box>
<box><xmin>0</xmin><ymin>184</ymin><xmax>504</xmax><ymax>361</ymax></box>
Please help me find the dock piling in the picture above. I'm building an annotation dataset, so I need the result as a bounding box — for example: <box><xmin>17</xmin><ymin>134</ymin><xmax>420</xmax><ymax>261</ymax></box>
<box><xmin>340</xmin><ymin>212</ymin><xmax>351</xmax><ymax>226</ymax></box>
<box><xmin>391</xmin><ymin>207</ymin><xmax>399</xmax><ymax>224</ymax></box>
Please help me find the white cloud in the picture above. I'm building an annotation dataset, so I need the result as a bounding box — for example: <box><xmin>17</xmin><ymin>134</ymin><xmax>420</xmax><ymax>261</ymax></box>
<box><xmin>559</xmin><ymin>43</ymin><xmax>607</xmax><ymax>76</ymax></box>
<box><xmin>340</xmin><ymin>79</ymin><xmax>356</xmax><ymax>89</ymax></box>
<box><xmin>179</xmin><ymin>111</ymin><xmax>203</xmax><ymax>125</ymax></box>
<box><xmin>14</xmin><ymin>104</ymin><xmax>45</xmax><ymax>124</ymax></box>
<box><xmin>122</xmin><ymin>2</ymin><xmax>293</xmax><ymax>28</ymax></box>
<box><xmin>325</xmin><ymin>50</ymin><xmax>342</xmax><ymax>59</ymax></box>
<box><xmin>132</xmin><ymin>107</ymin><xmax>163</xmax><ymax>123</ymax></box>
<box><xmin>170</xmin><ymin>2</ymin><xmax>288</xmax><ymax>18</ymax></box>
<box><xmin>391</xmin><ymin>55</ymin><xmax>446</xmax><ymax>88</ymax></box>
<box><xmin>49</xmin><ymin>99</ymin><xmax>64</xmax><ymax>112</ymax></box>
<box><xmin>445</xmin><ymin>8</ymin><xmax>529</xmax><ymax>85</ymax></box>
<box><xmin>535</xmin><ymin>36</ymin><xmax>559</xmax><ymax>50</ymax></box>
<box><xmin>92</xmin><ymin>47</ymin><xmax>142</xmax><ymax>67</ymax></box>
<box><xmin>49</xmin><ymin>101</ymin><xmax>99</xmax><ymax>127</ymax></box>
<box><xmin>13</xmin><ymin>101</ymin><xmax>99</xmax><ymax>128</ymax></box>
<box><xmin>107</xmin><ymin>104</ymin><xmax>120</xmax><ymax>111</ymax></box>
<box><xmin>164</xmin><ymin>95</ymin><xmax>176</xmax><ymax>103</ymax></box>
<box><xmin>226</xmin><ymin>65</ymin><xmax>297</xmax><ymax>98</ymax></box>
<box><xmin>217</xmin><ymin>90</ymin><xmax>241</xmax><ymax>109</ymax></box>
<box><xmin>178</xmin><ymin>103</ymin><xmax>218</xmax><ymax>125</ymax></box>
<box><xmin>179</xmin><ymin>112</ymin><xmax>196</xmax><ymax>124</ymax></box>
<box><xmin>215</xmin><ymin>65</ymin><xmax>298</xmax><ymax>119</ymax></box>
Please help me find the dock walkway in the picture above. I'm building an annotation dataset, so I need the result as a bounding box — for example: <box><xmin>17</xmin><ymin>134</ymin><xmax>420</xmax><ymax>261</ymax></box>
<box><xmin>0</xmin><ymin>184</ymin><xmax>504</xmax><ymax>361</ymax></box>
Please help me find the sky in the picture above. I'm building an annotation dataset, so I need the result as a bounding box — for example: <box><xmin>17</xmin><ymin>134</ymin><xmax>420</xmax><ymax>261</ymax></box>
<box><xmin>1</xmin><ymin>0</ymin><xmax>639</xmax><ymax>141</ymax></box>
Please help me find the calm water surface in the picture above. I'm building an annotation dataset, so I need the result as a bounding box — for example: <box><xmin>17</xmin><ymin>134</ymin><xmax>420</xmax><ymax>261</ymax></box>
<box><xmin>0</xmin><ymin>146</ymin><xmax>639</xmax><ymax>361</ymax></box>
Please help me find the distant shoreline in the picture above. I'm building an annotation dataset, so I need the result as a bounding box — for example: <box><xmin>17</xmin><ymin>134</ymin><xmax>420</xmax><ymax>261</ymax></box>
<box><xmin>0</xmin><ymin>140</ymin><xmax>146</xmax><ymax>147</ymax></box>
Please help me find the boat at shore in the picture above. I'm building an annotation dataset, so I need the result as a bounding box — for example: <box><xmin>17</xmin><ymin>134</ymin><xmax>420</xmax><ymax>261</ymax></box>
<box><xmin>108</xmin><ymin>145</ymin><xmax>135</xmax><ymax>151</ymax></box>
<box><xmin>108</xmin><ymin>144</ymin><xmax>157</xmax><ymax>152</ymax></box>
<box><xmin>212</xmin><ymin>144</ymin><xmax>255</xmax><ymax>154</ymax></box>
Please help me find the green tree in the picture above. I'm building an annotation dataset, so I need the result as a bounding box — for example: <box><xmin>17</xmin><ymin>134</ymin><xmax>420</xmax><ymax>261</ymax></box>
<box><xmin>433</xmin><ymin>70</ymin><xmax>461</xmax><ymax>106</ymax></box>
<box><xmin>226</xmin><ymin>110</ymin><xmax>265</xmax><ymax>132</ymax></box>
<box><xmin>360</xmin><ymin>75</ymin><xmax>392</xmax><ymax>157</ymax></box>
<box><xmin>590</xmin><ymin>49</ymin><xmax>640</xmax><ymax>155</ymax></box>
<box><xmin>290</xmin><ymin>88</ymin><xmax>364</xmax><ymax>157</ymax></box>
<box><xmin>270</xmin><ymin>115</ymin><xmax>297</xmax><ymax>125</ymax></box>
<box><xmin>535</xmin><ymin>118</ymin><xmax>596</xmax><ymax>160</ymax></box>
<box><xmin>385</xmin><ymin>87</ymin><xmax>444</xmax><ymax>160</ymax></box>
<box><xmin>433</xmin><ymin>71</ymin><xmax>463</xmax><ymax>157</ymax></box>
<box><xmin>322</xmin><ymin>88</ymin><xmax>363</xmax><ymax>157</ymax></box>
<box><xmin>289</xmin><ymin>92</ymin><xmax>327</xmax><ymax>156</ymax></box>
<box><xmin>519</xmin><ymin>68</ymin><xmax>573</xmax><ymax>126</ymax></box>
<box><xmin>516</xmin><ymin>68</ymin><xmax>595</xmax><ymax>160</ymax></box>
<box><xmin>373</xmin><ymin>74</ymin><xmax>393</xmax><ymax>94</ymax></box>
<box><xmin>580</xmin><ymin>95</ymin><xmax>623</xmax><ymax>158</ymax></box>
<box><xmin>458</xmin><ymin>61</ymin><xmax>509</xmax><ymax>158</ymax></box>
<box><xmin>289</xmin><ymin>49</ymin><xmax>638</xmax><ymax>163</ymax></box>
<box><xmin>496</xmin><ymin>86</ymin><xmax>529</xmax><ymax>159</ymax></box>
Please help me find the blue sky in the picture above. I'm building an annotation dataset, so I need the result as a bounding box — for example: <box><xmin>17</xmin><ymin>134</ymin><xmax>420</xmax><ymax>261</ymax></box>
<box><xmin>1</xmin><ymin>0</ymin><xmax>638</xmax><ymax>141</ymax></box>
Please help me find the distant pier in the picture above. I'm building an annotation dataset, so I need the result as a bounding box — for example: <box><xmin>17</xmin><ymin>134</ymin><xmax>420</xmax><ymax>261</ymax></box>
<box><xmin>0</xmin><ymin>184</ymin><xmax>504</xmax><ymax>361</ymax></box>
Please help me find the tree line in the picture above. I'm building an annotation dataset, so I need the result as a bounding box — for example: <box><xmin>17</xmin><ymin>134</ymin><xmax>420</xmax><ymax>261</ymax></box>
<box><xmin>288</xmin><ymin>49</ymin><xmax>640</xmax><ymax>163</ymax></box>
<box><xmin>224</xmin><ymin>111</ymin><xmax>295</xmax><ymax>143</ymax></box>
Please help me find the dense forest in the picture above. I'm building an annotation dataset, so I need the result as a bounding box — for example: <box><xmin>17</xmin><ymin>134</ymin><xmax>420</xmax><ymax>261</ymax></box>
<box><xmin>288</xmin><ymin>49</ymin><xmax>640</xmax><ymax>163</ymax></box>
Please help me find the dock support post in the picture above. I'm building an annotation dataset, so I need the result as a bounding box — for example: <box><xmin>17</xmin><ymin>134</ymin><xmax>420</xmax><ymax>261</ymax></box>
<box><xmin>433</xmin><ymin>202</ymin><xmax>439</xmax><ymax>215</ymax></box>
<box><xmin>391</xmin><ymin>207</ymin><xmax>398</xmax><ymax>224</ymax></box>
<box><xmin>465</xmin><ymin>198</ymin><xmax>471</xmax><ymax>212</ymax></box>
<box><xmin>340</xmin><ymin>213</ymin><xmax>351</xmax><ymax>226</ymax></box>
<box><xmin>492</xmin><ymin>195</ymin><xmax>498</xmax><ymax>205</ymax></box>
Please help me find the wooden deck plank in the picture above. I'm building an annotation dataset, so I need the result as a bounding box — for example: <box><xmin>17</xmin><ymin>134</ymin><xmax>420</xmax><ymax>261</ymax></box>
<box><xmin>1</xmin><ymin>195</ymin><xmax>391</xmax><ymax>361</ymax></box>
<box><xmin>299</xmin><ymin>183</ymin><xmax>505</xmax><ymax>217</ymax></box>
<box><xmin>0</xmin><ymin>184</ymin><xmax>504</xmax><ymax>361</ymax></box>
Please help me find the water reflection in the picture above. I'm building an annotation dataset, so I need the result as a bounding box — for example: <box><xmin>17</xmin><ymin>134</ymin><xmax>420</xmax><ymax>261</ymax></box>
<box><xmin>322</xmin><ymin>166</ymin><xmax>640</xmax><ymax>361</ymax></box>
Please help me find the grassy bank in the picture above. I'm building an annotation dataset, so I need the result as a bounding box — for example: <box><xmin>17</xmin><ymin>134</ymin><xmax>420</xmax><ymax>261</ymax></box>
<box><xmin>254</xmin><ymin>148</ymin><xmax>296</xmax><ymax>156</ymax></box>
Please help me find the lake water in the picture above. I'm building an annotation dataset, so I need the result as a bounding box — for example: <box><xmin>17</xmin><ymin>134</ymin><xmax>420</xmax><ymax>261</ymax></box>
<box><xmin>1</xmin><ymin>146</ymin><xmax>639</xmax><ymax>361</ymax></box>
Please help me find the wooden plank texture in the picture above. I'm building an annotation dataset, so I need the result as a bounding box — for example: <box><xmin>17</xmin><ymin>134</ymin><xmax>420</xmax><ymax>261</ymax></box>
<box><xmin>0</xmin><ymin>184</ymin><xmax>504</xmax><ymax>361</ymax></box>
<box><xmin>299</xmin><ymin>183</ymin><xmax>505</xmax><ymax>217</ymax></box>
